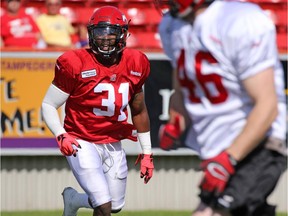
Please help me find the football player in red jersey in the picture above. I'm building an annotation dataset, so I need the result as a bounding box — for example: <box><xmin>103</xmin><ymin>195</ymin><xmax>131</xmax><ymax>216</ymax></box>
<box><xmin>41</xmin><ymin>6</ymin><xmax>154</xmax><ymax>216</ymax></box>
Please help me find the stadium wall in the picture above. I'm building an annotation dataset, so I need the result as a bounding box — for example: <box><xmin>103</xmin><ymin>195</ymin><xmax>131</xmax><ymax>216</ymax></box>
<box><xmin>1</xmin><ymin>154</ymin><xmax>287</xmax><ymax>212</ymax></box>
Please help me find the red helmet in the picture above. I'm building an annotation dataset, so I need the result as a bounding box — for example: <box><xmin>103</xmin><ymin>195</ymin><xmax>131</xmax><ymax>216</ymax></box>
<box><xmin>87</xmin><ymin>6</ymin><xmax>129</xmax><ymax>58</ymax></box>
<box><xmin>155</xmin><ymin>0</ymin><xmax>212</xmax><ymax>18</ymax></box>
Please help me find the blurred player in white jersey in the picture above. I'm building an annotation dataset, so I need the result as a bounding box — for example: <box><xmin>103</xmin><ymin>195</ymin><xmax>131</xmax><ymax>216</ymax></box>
<box><xmin>41</xmin><ymin>6</ymin><xmax>154</xmax><ymax>216</ymax></box>
<box><xmin>157</xmin><ymin>0</ymin><xmax>287</xmax><ymax>216</ymax></box>
<box><xmin>158</xmin><ymin>9</ymin><xmax>194</xmax><ymax>150</ymax></box>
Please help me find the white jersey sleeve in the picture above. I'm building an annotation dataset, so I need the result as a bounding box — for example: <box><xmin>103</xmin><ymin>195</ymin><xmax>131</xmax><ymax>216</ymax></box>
<box><xmin>221</xmin><ymin>4</ymin><xmax>278</xmax><ymax>80</ymax></box>
<box><xmin>158</xmin><ymin>13</ymin><xmax>175</xmax><ymax>61</ymax></box>
<box><xmin>158</xmin><ymin>13</ymin><xmax>189</xmax><ymax>68</ymax></box>
<box><xmin>42</xmin><ymin>84</ymin><xmax>69</xmax><ymax>137</ymax></box>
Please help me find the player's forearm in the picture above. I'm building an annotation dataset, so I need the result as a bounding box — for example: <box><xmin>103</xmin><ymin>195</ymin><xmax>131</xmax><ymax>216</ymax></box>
<box><xmin>130</xmin><ymin>91</ymin><xmax>150</xmax><ymax>132</ymax></box>
<box><xmin>131</xmin><ymin>107</ymin><xmax>152</xmax><ymax>154</ymax></box>
<box><xmin>171</xmin><ymin>69</ymin><xmax>191</xmax><ymax>127</ymax></box>
<box><xmin>169</xmin><ymin>90</ymin><xmax>191</xmax><ymax>131</ymax></box>
<box><xmin>226</xmin><ymin>99</ymin><xmax>278</xmax><ymax>161</ymax></box>
<box><xmin>42</xmin><ymin>102</ymin><xmax>66</xmax><ymax>136</ymax></box>
<box><xmin>131</xmin><ymin>109</ymin><xmax>150</xmax><ymax>133</ymax></box>
<box><xmin>42</xmin><ymin>84</ymin><xmax>69</xmax><ymax>137</ymax></box>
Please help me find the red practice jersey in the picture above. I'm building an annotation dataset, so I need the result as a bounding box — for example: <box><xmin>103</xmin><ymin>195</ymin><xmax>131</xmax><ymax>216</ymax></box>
<box><xmin>53</xmin><ymin>48</ymin><xmax>150</xmax><ymax>143</ymax></box>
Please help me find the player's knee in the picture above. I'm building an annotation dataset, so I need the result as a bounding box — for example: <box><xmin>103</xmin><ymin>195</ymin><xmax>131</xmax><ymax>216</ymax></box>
<box><xmin>111</xmin><ymin>200</ymin><xmax>125</xmax><ymax>213</ymax></box>
<box><xmin>111</xmin><ymin>208</ymin><xmax>122</xmax><ymax>213</ymax></box>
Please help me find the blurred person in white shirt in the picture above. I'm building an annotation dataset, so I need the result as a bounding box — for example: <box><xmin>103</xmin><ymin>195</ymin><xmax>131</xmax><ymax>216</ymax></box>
<box><xmin>157</xmin><ymin>0</ymin><xmax>287</xmax><ymax>216</ymax></box>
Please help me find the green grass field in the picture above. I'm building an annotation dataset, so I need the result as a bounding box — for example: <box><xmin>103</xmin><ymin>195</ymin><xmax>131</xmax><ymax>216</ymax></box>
<box><xmin>1</xmin><ymin>210</ymin><xmax>288</xmax><ymax>216</ymax></box>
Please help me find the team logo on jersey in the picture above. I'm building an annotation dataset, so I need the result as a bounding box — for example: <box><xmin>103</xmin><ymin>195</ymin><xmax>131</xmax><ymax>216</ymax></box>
<box><xmin>81</xmin><ymin>69</ymin><xmax>97</xmax><ymax>78</ymax></box>
<box><xmin>110</xmin><ymin>74</ymin><xmax>117</xmax><ymax>81</ymax></box>
<box><xmin>130</xmin><ymin>70</ymin><xmax>141</xmax><ymax>77</ymax></box>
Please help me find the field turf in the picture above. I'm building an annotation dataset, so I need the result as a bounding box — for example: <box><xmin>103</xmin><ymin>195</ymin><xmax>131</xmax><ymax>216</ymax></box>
<box><xmin>1</xmin><ymin>210</ymin><xmax>288</xmax><ymax>216</ymax></box>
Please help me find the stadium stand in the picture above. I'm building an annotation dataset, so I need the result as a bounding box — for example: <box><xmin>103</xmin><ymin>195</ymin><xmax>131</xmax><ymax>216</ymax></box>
<box><xmin>69</xmin><ymin>7</ymin><xmax>95</xmax><ymax>24</ymax></box>
<box><xmin>122</xmin><ymin>7</ymin><xmax>147</xmax><ymax>27</ymax></box>
<box><xmin>22</xmin><ymin>0</ymin><xmax>46</xmax><ymax>7</ymax></box>
<box><xmin>125</xmin><ymin>31</ymin><xmax>162</xmax><ymax>51</ymax></box>
<box><xmin>143</xmin><ymin>7</ymin><xmax>162</xmax><ymax>31</ymax></box>
<box><xmin>89</xmin><ymin>0</ymin><xmax>123</xmax><ymax>8</ymax></box>
<box><xmin>59</xmin><ymin>6</ymin><xmax>78</xmax><ymax>23</ymax></box>
<box><xmin>24</xmin><ymin>6</ymin><xmax>41</xmax><ymax>19</ymax></box>
<box><xmin>277</xmin><ymin>32</ymin><xmax>288</xmax><ymax>51</ymax></box>
<box><xmin>126</xmin><ymin>31</ymin><xmax>140</xmax><ymax>48</ymax></box>
<box><xmin>275</xmin><ymin>9</ymin><xmax>287</xmax><ymax>29</ymax></box>
<box><xmin>120</xmin><ymin>0</ymin><xmax>155</xmax><ymax>9</ymax></box>
<box><xmin>62</xmin><ymin>0</ymin><xmax>89</xmax><ymax>7</ymax></box>
<box><xmin>0</xmin><ymin>0</ymin><xmax>287</xmax><ymax>52</ymax></box>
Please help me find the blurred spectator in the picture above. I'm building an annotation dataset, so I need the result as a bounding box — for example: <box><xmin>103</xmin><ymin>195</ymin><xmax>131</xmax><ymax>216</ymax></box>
<box><xmin>36</xmin><ymin>0</ymin><xmax>76</xmax><ymax>48</ymax></box>
<box><xmin>0</xmin><ymin>0</ymin><xmax>46</xmax><ymax>48</ymax></box>
<box><xmin>59</xmin><ymin>6</ymin><xmax>88</xmax><ymax>48</ymax></box>
<box><xmin>74</xmin><ymin>23</ymin><xmax>89</xmax><ymax>48</ymax></box>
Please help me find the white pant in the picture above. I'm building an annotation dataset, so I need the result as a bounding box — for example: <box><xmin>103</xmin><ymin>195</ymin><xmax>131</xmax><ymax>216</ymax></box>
<box><xmin>66</xmin><ymin>140</ymin><xmax>128</xmax><ymax>210</ymax></box>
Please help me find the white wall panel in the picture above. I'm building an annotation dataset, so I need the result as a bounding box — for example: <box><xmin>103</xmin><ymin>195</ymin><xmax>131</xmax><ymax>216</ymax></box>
<box><xmin>1</xmin><ymin>156</ymin><xmax>287</xmax><ymax>212</ymax></box>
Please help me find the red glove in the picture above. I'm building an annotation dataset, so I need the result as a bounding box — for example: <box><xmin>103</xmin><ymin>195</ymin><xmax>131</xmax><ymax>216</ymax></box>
<box><xmin>200</xmin><ymin>151</ymin><xmax>237</xmax><ymax>196</ymax></box>
<box><xmin>56</xmin><ymin>133</ymin><xmax>81</xmax><ymax>157</ymax></box>
<box><xmin>135</xmin><ymin>154</ymin><xmax>154</xmax><ymax>184</ymax></box>
<box><xmin>159</xmin><ymin>115</ymin><xmax>181</xmax><ymax>150</ymax></box>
